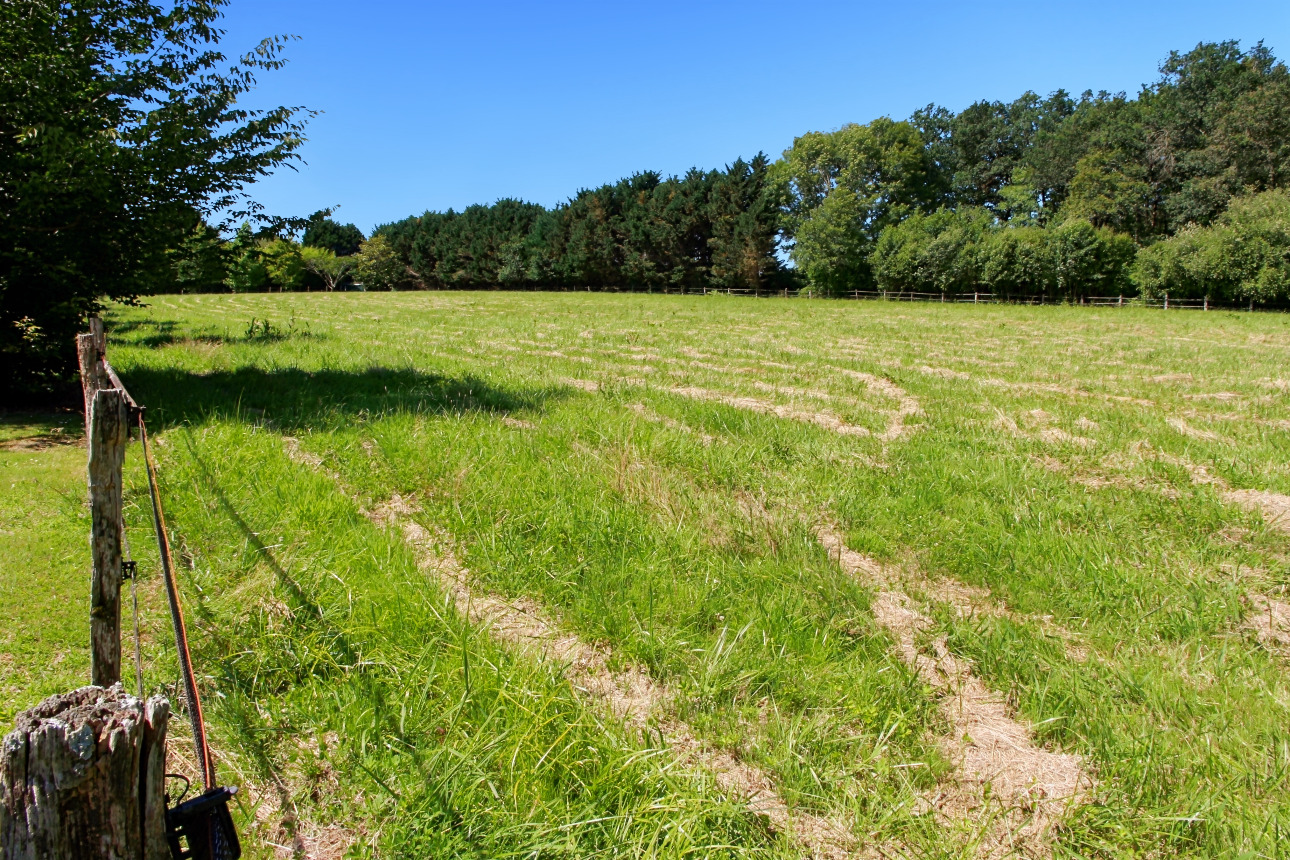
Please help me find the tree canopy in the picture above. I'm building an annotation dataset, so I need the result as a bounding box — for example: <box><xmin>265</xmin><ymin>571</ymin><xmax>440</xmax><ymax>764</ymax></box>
<box><xmin>0</xmin><ymin>0</ymin><xmax>310</xmax><ymax>393</ymax></box>
<box><xmin>302</xmin><ymin>211</ymin><xmax>365</xmax><ymax>256</ymax></box>
<box><xmin>778</xmin><ymin>40</ymin><xmax>1290</xmax><ymax>299</ymax></box>
<box><xmin>377</xmin><ymin>156</ymin><xmax>788</xmax><ymax>293</ymax></box>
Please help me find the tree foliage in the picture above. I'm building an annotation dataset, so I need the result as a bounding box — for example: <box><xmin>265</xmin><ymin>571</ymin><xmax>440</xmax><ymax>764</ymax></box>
<box><xmin>352</xmin><ymin>236</ymin><xmax>409</xmax><ymax>291</ymax></box>
<box><xmin>302</xmin><ymin>211</ymin><xmax>365</xmax><ymax>256</ymax></box>
<box><xmin>300</xmin><ymin>246</ymin><xmax>355</xmax><ymax>291</ymax></box>
<box><xmin>0</xmin><ymin>0</ymin><xmax>310</xmax><ymax>393</ymax></box>
<box><xmin>777</xmin><ymin>40</ymin><xmax>1290</xmax><ymax>301</ymax></box>
<box><xmin>1134</xmin><ymin>189</ymin><xmax>1290</xmax><ymax>302</ymax></box>
<box><xmin>778</xmin><ymin>120</ymin><xmax>941</xmax><ymax>293</ymax></box>
<box><xmin>377</xmin><ymin>156</ymin><xmax>786</xmax><ymax>293</ymax></box>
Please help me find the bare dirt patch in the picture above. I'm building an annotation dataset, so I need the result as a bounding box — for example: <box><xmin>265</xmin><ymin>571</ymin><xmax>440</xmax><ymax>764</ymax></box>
<box><xmin>815</xmin><ymin>526</ymin><xmax>1091</xmax><ymax>857</ymax></box>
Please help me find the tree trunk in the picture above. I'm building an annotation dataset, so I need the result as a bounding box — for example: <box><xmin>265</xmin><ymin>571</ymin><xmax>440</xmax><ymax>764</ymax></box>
<box><xmin>0</xmin><ymin>685</ymin><xmax>169</xmax><ymax>860</ymax></box>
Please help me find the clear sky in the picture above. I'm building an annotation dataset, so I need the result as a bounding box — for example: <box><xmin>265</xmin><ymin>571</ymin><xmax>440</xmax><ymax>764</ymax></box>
<box><xmin>217</xmin><ymin>0</ymin><xmax>1290</xmax><ymax>234</ymax></box>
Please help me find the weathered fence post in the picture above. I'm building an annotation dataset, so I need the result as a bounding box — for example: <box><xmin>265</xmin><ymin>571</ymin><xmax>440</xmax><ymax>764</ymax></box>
<box><xmin>76</xmin><ymin>323</ymin><xmax>108</xmax><ymax>438</ymax></box>
<box><xmin>89</xmin><ymin>388</ymin><xmax>128</xmax><ymax>688</ymax></box>
<box><xmin>0</xmin><ymin>685</ymin><xmax>169</xmax><ymax>860</ymax></box>
<box><xmin>1164</xmin><ymin>292</ymin><xmax>1169</xmax><ymax>310</ymax></box>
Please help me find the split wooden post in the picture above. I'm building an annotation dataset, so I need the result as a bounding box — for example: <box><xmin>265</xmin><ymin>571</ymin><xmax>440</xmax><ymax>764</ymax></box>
<box><xmin>89</xmin><ymin>388</ymin><xmax>128</xmax><ymax>688</ymax></box>
<box><xmin>0</xmin><ymin>685</ymin><xmax>170</xmax><ymax>860</ymax></box>
<box><xmin>76</xmin><ymin>328</ymin><xmax>107</xmax><ymax>438</ymax></box>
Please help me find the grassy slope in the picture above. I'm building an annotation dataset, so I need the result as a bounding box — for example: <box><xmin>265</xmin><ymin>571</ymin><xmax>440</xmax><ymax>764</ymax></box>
<box><xmin>4</xmin><ymin>292</ymin><xmax>1289</xmax><ymax>858</ymax></box>
<box><xmin>0</xmin><ymin>414</ymin><xmax>92</xmax><ymax>724</ymax></box>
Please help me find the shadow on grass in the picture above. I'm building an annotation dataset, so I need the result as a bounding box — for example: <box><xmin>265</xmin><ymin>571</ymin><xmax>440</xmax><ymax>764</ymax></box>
<box><xmin>123</xmin><ymin>365</ymin><xmax>563</xmax><ymax>432</ymax></box>
<box><xmin>0</xmin><ymin>409</ymin><xmax>84</xmax><ymax>448</ymax></box>
<box><xmin>107</xmin><ymin>317</ymin><xmax>324</xmax><ymax>349</ymax></box>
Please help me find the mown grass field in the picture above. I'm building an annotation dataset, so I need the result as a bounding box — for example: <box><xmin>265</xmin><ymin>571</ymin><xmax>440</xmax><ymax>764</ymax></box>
<box><xmin>4</xmin><ymin>292</ymin><xmax>1290</xmax><ymax>859</ymax></box>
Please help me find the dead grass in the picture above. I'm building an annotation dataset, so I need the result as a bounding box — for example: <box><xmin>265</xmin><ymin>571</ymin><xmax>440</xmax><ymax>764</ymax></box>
<box><xmin>374</xmin><ymin>496</ymin><xmax>858</xmax><ymax>860</ymax></box>
<box><xmin>815</xmin><ymin>526</ymin><xmax>1091</xmax><ymax>859</ymax></box>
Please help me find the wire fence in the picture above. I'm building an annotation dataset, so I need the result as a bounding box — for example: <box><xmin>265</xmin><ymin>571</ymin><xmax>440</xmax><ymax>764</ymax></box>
<box><xmin>692</xmin><ymin>287</ymin><xmax>1271</xmax><ymax>311</ymax></box>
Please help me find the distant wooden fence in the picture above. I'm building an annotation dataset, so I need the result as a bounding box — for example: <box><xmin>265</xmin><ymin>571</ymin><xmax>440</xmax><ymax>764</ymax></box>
<box><xmin>704</xmin><ymin>288</ymin><xmax>1267</xmax><ymax>310</ymax></box>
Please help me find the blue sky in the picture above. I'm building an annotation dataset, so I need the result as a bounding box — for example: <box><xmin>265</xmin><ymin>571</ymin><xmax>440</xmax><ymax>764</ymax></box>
<box><xmin>218</xmin><ymin>0</ymin><xmax>1290</xmax><ymax>234</ymax></box>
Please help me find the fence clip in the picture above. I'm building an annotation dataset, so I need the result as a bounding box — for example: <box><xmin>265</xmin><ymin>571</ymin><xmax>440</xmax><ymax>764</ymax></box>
<box><xmin>121</xmin><ymin>560</ymin><xmax>138</xmax><ymax>581</ymax></box>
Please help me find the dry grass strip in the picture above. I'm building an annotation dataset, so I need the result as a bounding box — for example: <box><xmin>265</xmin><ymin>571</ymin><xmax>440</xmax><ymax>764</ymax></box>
<box><xmin>559</xmin><ymin>376</ymin><xmax>600</xmax><ymax>393</ymax></box>
<box><xmin>673</xmin><ymin>386</ymin><xmax>873</xmax><ymax>437</ymax></box>
<box><xmin>1134</xmin><ymin>445</ymin><xmax>1290</xmax><ymax>651</ymax></box>
<box><xmin>1166</xmin><ymin>417</ymin><xmax>1224</xmax><ymax>442</ymax></box>
<box><xmin>815</xmin><ymin>526</ymin><xmax>1090</xmax><ymax>859</ymax></box>
<box><xmin>371</xmin><ymin>496</ymin><xmax>856</xmax><ymax>860</ymax></box>
<box><xmin>673</xmin><ymin>371</ymin><xmax>921</xmax><ymax>443</ymax></box>
<box><xmin>628</xmin><ymin>403</ymin><xmax>716</xmax><ymax>445</ymax></box>
<box><xmin>282</xmin><ymin>439</ymin><xmax>855</xmax><ymax>857</ymax></box>
<box><xmin>979</xmin><ymin>377</ymin><xmax>1155</xmax><ymax>408</ymax></box>
<box><xmin>992</xmin><ymin>411</ymin><xmax>1097</xmax><ymax>449</ymax></box>
<box><xmin>829</xmin><ymin>369</ymin><xmax>922</xmax><ymax>442</ymax></box>
<box><xmin>1142</xmin><ymin>443</ymin><xmax>1290</xmax><ymax>536</ymax></box>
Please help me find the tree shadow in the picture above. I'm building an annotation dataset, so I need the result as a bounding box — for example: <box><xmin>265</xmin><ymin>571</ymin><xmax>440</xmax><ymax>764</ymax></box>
<box><xmin>106</xmin><ymin>317</ymin><xmax>325</xmax><ymax>348</ymax></box>
<box><xmin>0</xmin><ymin>409</ymin><xmax>84</xmax><ymax>449</ymax></box>
<box><xmin>123</xmin><ymin>365</ymin><xmax>564</xmax><ymax>432</ymax></box>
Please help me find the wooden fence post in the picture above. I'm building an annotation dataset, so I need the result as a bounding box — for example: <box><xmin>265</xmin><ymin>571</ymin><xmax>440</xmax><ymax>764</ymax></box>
<box><xmin>0</xmin><ymin>685</ymin><xmax>170</xmax><ymax>860</ymax></box>
<box><xmin>89</xmin><ymin>388</ymin><xmax>128</xmax><ymax>688</ymax></box>
<box><xmin>76</xmin><ymin>334</ymin><xmax>106</xmax><ymax>438</ymax></box>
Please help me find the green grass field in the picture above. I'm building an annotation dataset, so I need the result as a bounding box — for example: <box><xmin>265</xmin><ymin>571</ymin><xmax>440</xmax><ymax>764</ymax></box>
<box><xmin>4</xmin><ymin>292</ymin><xmax>1290</xmax><ymax>859</ymax></box>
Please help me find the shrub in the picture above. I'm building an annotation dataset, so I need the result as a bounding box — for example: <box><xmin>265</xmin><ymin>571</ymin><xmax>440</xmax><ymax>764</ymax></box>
<box><xmin>871</xmin><ymin>208</ymin><xmax>991</xmax><ymax>295</ymax></box>
<box><xmin>1133</xmin><ymin>189</ymin><xmax>1290</xmax><ymax>303</ymax></box>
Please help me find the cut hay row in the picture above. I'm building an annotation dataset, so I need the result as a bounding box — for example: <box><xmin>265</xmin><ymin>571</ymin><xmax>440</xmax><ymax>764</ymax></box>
<box><xmin>283</xmin><ymin>438</ymin><xmax>856</xmax><ymax>860</ymax></box>
<box><xmin>376</xmin><ymin>499</ymin><xmax>859</xmax><ymax>860</ymax></box>
<box><xmin>815</xmin><ymin>525</ymin><xmax>1092</xmax><ymax>858</ymax></box>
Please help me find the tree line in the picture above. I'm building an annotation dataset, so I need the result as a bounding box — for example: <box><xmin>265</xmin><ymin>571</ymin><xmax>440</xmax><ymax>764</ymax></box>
<box><xmin>376</xmin><ymin>157</ymin><xmax>789</xmax><ymax>292</ymax></box>
<box><xmin>779</xmin><ymin>39</ymin><xmax>1289</xmax><ymax>302</ymax></box>
<box><xmin>164</xmin><ymin>39</ymin><xmax>1290</xmax><ymax>306</ymax></box>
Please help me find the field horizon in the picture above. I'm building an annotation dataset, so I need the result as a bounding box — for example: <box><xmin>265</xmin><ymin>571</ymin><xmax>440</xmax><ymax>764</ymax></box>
<box><xmin>3</xmin><ymin>291</ymin><xmax>1289</xmax><ymax>859</ymax></box>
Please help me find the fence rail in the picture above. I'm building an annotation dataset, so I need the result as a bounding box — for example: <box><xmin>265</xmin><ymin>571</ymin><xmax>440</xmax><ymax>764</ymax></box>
<box><xmin>690</xmin><ymin>288</ymin><xmax>1270</xmax><ymax>311</ymax></box>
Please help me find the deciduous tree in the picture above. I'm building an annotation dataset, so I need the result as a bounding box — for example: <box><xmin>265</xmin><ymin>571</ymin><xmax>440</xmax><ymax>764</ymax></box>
<box><xmin>0</xmin><ymin>0</ymin><xmax>310</xmax><ymax>393</ymax></box>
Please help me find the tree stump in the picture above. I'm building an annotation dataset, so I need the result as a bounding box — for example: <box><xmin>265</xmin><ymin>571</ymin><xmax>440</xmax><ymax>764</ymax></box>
<box><xmin>0</xmin><ymin>685</ymin><xmax>169</xmax><ymax>860</ymax></box>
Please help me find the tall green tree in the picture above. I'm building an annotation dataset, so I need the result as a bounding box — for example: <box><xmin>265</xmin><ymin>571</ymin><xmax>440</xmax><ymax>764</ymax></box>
<box><xmin>302</xmin><ymin>211</ymin><xmax>365</xmax><ymax>256</ymax></box>
<box><xmin>778</xmin><ymin>118</ymin><xmax>942</xmax><ymax>293</ymax></box>
<box><xmin>1</xmin><ymin>0</ymin><xmax>310</xmax><ymax>393</ymax></box>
